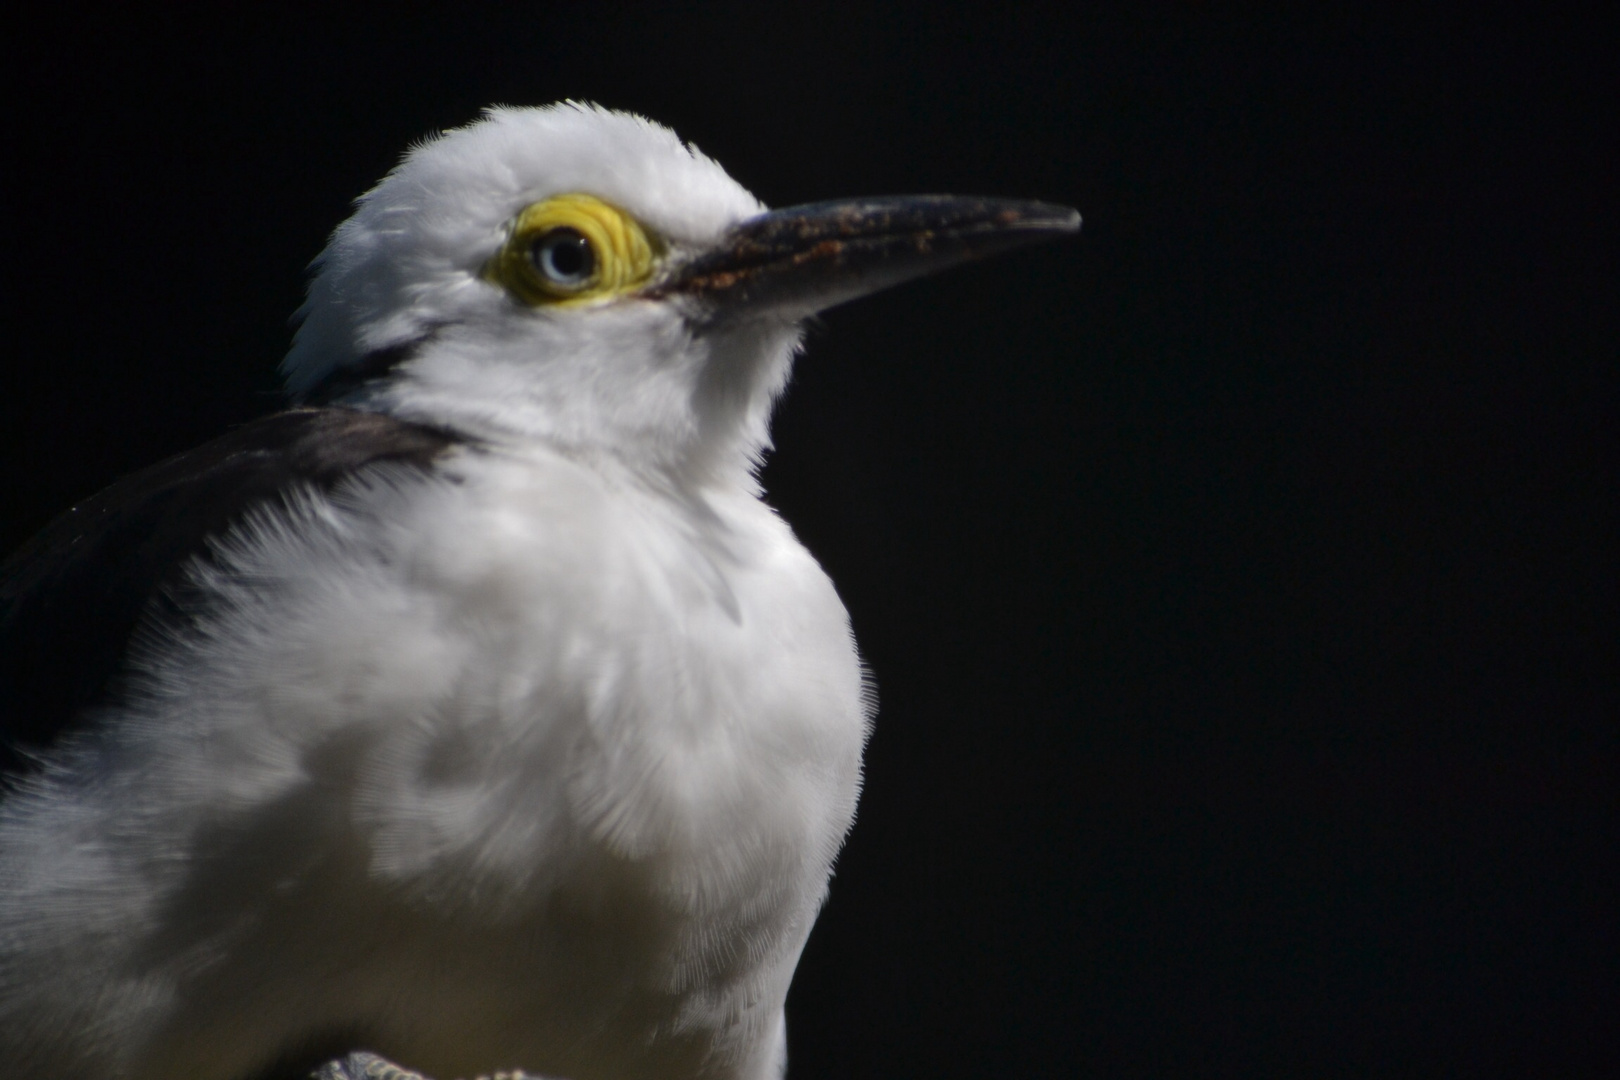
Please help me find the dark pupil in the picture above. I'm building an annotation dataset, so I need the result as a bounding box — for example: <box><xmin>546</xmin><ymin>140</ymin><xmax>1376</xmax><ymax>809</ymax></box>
<box><xmin>535</xmin><ymin>228</ymin><xmax>593</xmax><ymax>282</ymax></box>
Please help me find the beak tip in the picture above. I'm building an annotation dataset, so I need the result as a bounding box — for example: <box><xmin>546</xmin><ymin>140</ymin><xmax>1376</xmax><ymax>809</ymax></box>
<box><xmin>1004</xmin><ymin>201</ymin><xmax>1081</xmax><ymax>236</ymax></box>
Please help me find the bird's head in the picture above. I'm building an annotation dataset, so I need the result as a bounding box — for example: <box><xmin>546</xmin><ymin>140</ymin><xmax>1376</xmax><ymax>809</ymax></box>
<box><xmin>283</xmin><ymin>103</ymin><xmax>1077</xmax><ymax>481</ymax></box>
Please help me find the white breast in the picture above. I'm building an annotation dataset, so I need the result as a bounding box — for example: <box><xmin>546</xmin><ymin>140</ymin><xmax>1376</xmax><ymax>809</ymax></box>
<box><xmin>0</xmin><ymin>443</ymin><xmax>871</xmax><ymax>1080</ymax></box>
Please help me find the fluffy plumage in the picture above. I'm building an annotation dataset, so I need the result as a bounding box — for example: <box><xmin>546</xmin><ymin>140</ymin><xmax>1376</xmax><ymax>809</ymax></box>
<box><xmin>0</xmin><ymin>103</ymin><xmax>1075</xmax><ymax>1079</ymax></box>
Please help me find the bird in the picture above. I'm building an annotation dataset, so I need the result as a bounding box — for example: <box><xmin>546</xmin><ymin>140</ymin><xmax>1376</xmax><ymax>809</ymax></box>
<box><xmin>0</xmin><ymin>103</ymin><xmax>1078</xmax><ymax>1080</ymax></box>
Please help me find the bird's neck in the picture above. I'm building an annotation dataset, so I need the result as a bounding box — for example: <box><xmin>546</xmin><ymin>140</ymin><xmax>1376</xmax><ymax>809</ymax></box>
<box><xmin>326</xmin><ymin>321</ymin><xmax>801</xmax><ymax>492</ymax></box>
<box><xmin>333</xmin><ymin>380</ymin><xmax>765</xmax><ymax>496</ymax></box>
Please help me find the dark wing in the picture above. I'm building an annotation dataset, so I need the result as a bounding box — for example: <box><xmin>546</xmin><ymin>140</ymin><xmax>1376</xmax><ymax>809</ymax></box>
<box><xmin>0</xmin><ymin>407</ymin><xmax>463</xmax><ymax>782</ymax></box>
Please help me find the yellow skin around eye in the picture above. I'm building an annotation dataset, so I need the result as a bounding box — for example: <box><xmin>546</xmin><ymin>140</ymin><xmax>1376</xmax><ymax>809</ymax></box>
<box><xmin>489</xmin><ymin>193</ymin><xmax>661</xmax><ymax>307</ymax></box>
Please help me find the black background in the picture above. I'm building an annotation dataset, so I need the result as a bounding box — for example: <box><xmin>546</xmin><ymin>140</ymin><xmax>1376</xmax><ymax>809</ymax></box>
<box><xmin>5</xmin><ymin>5</ymin><xmax>1614</xmax><ymax>1077</ymax></box>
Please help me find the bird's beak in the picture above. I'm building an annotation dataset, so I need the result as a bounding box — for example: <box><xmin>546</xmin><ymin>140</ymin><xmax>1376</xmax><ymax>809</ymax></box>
<box><xmin>652</xmin><ymin>196</ymin><xmax>1080</xmax><ymax>322</ymax></box>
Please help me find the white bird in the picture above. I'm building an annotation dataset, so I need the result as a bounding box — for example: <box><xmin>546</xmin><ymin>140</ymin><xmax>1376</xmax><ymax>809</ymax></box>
<box><xmin>0</xmin><ymin>103</ymin><xmax>1077</xmax><ymax>1080</ymax></box>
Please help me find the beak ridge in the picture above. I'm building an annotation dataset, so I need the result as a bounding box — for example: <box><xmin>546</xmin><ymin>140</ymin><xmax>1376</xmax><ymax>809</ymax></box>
<box><xmin>654</xmin><ymin>195</ymin><xmax>1080</xmax><ymax>321</ymax></box>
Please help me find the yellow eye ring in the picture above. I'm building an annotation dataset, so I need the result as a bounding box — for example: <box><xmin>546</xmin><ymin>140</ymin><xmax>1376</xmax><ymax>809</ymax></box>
<box><xmin>487</xmin><ymin>193</ymin><xmax>660</xmax><ymax>307</ymax></box>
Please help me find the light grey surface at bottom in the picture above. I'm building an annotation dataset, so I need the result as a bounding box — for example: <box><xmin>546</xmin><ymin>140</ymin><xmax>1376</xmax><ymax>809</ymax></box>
<box><xmin>311</xmin><ymin>1051</ymin><xmax>548</xmax><ymax>1080</ymax></box>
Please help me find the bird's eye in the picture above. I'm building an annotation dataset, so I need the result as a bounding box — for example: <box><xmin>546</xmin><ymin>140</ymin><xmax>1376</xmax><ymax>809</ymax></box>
<box><xmin>531</xmin><ymin>228</ymin><xmax>596</xmax><ymax>288</ymax></box>
<box><xmin>487</xmin><ymin>193</ymin><xmax>661</xmax><ymax>307</ymax></box>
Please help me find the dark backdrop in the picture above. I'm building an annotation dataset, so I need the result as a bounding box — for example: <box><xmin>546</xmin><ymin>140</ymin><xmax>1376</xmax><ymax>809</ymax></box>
<box><xmin>5</xmin><ymin>6</ymin><xmax>1613</xmax><ymax>1077</ymax></box>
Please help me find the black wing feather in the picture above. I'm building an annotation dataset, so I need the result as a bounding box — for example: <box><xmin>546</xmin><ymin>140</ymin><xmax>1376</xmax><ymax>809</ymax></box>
<box><xmin>0</xmin><ymin>407</ymin><xmax>462</xmax><ymax>781</ymax></box>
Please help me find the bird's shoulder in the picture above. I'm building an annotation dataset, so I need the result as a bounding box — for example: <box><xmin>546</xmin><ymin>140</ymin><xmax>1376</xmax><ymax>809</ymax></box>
<box><xmin>0</xmin><ymin>407</ymin><xmax>465</xmax><ymax>782</ymax></box>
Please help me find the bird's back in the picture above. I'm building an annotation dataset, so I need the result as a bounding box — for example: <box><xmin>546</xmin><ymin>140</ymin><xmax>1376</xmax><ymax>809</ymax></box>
<box><xmin>0</xmin><ymin>408</ymin><xmax>460</xmax><ymax>780</ymax></box>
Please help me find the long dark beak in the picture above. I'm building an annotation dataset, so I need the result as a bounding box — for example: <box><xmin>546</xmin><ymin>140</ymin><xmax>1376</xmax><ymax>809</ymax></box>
<box><xmin>652</xmin><ymin>195</ymin><xmax>1080</xmax><ymax>321</ymax></box>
